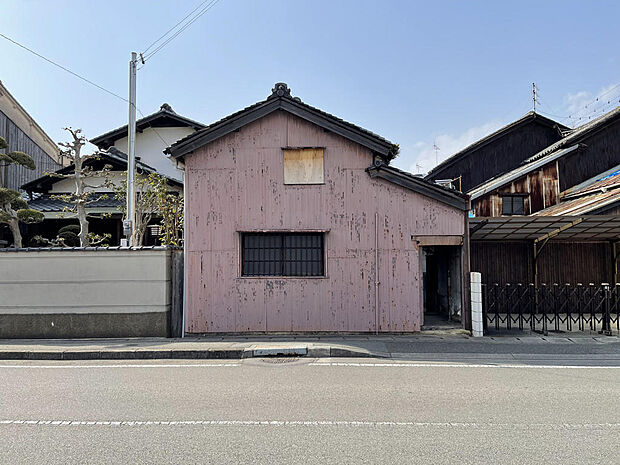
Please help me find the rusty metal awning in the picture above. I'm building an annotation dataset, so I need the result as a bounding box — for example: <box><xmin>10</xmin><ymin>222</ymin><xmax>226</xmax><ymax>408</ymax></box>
<box><xmin>470</xmin><ymin>215</ymin><xmax>620</xmax><ymax>242</ymax></box>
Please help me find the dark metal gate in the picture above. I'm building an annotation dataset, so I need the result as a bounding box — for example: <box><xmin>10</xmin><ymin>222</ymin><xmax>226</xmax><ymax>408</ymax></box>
<box><xmin>482</xmin><ymin>283</ymin><xmax>620</xmax><ymax>335</ymax></box>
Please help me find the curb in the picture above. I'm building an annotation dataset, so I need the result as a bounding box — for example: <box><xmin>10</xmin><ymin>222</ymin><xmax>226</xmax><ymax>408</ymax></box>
<box><xmin>0</xmin><ymin>346</ymin><xmax>386</xmax><ymax>361</ymax></box>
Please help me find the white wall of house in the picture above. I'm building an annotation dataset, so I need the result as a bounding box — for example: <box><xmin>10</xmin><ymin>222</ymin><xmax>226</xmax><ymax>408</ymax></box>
<box><xmin>48</xmin><ymin>172</ymin><xmax>182</xmax><ymax>194</ymax></box>
<box><xmin>49</xmin><ymin>173</ymin><xmax>124</xmax><ymax>193</ymax></box>
<box><xmin>113</xmin><ymin>127</ymin><xmax>194</xmax><ymax>182</ymax></box>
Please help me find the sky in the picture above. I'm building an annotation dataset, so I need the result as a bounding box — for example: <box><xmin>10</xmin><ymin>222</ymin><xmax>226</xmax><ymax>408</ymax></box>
<box><xmin>1</xmin><ymin>0</ymin><xmax>619</xmax><ymax>174</ymax></box>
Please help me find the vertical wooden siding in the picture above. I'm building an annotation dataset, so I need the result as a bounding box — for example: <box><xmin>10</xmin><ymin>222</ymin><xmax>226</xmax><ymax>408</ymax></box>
<box><xmin>185</xmin><ymin>111</ymin><xmax>465</xmax><ymax>333</ymax></box>
<box><xmin>471</xmin><ymin>241</ymin><xmax>612</xmax><ymax>285</ymax></box>
<box><xmin>473</xmin><ymin>162</ymin><xmax>560</xmax><ymax>216</ymax></box>
<box><xmin>0</xmin><ymin>110</ymin><xmax>60</xmax><ymax>191</ymax></box>
<box><xmin>428</xmin><ymin>120</ymin><xmax>563</xmax><ymax>192</ymax></box>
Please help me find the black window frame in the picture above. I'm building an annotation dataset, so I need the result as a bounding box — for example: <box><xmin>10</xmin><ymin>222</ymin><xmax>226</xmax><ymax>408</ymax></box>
<box><xmin>501</xmin><ymin>195</ymin><xmax>526</xmax><ymax>215</ymax></box>
<box><xmin>241</xmin><ymin>232</ymin><xmax>325</xmax><ymax>277</ymax></box>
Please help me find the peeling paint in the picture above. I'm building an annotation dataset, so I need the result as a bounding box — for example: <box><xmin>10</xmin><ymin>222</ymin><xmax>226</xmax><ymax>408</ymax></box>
<box><xmin>184</xmin><ymin>111</ymin><xmax>464</xmax><ymax>332</ymax></box>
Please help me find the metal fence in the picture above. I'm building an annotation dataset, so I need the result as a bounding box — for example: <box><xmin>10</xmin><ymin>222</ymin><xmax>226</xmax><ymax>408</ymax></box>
<box><xmin>482</xmin><ymin>283</ymin><xmax>620</xmax><ymax>335</ymax></box>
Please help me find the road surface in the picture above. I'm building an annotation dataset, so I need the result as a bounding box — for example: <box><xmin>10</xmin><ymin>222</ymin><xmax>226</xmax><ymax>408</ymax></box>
<box><xmin>1</xmin><ymin>356</ymin><xmax>618</xmax><ymax>464</ymax></box>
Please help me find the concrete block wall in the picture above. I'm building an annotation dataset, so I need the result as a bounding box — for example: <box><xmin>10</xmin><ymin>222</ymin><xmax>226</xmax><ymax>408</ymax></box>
<box><xmin>0</xmin><ymin>248</ymin><xmax>176</xmax><ymax>338</ymax></box>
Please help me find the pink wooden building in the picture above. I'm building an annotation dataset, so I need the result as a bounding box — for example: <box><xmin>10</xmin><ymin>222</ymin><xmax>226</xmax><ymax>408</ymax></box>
<box><xmin>167</xmin><ymin>84</ymin><xmax>470</xmax><ymax>333</ymax></box>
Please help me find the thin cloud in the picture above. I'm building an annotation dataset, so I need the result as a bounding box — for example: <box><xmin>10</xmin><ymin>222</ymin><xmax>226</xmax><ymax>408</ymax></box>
<box><xmin>404</xmin><ymin>120</ymin><xmax>502</xmax><ymax>175</ymax></box>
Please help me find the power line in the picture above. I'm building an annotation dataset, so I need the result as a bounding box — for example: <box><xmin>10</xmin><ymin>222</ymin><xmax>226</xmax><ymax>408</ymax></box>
<box><xmin>142</xmin><ymin>0</ymin><xmax>221</xmax><ymax>62</ymax></box>
<box><xmin>567</xmin><ymin>83</ymin><xmax>620</xmax><ymax>119</ymax></box>
<box><xmin>142</xmin><ymin>0</ymin><xmax>213</xmax><ymax>55</ymax></box>
<box><xmin>0</xmin><ymin>32</ymin><xmax>174</xmax><ymax>148</ymax></box>
<box><xmin>0</xmin><ymin>32</ymin><xmax>128</xmax><ymax>104</ymax></box>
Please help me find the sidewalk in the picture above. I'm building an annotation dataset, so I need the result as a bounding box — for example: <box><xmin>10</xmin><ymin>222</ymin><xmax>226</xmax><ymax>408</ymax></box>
<box><xmin>1</xmin><ymin>332</ymin><xmax>619</xmax><ymax>360</ymax></box>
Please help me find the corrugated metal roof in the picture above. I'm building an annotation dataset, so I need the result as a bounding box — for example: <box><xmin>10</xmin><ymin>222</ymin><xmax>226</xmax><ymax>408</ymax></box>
<box><xmin>468</xmin><ymin>144</ymin><xmax>580</xmax><ymax>200</ymax></box>
<box><xmin>533</xmin><ymin>190</ymin><xmax>620</xmax><ymax>216</ymax></box>
<box><xmin>562</xmin><ymin>165</ymin><xmax>620</xmax><ymax>199</ymax></box>
<box><xmin>470</xmin><ymin>215</ymin><xmax>620</xmax><ymax>241</ymax></box>
<box><xmin>467</xmin><ymin>105</ymin><xmax>620</xmax><ymax>199</ymax></box>
<box><xmin>531</xmin><ymin>164</ymin><xmax>620</xmax><ymax>216</ymax></box>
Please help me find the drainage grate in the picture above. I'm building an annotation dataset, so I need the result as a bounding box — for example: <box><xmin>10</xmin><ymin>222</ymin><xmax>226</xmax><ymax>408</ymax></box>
<box><xmin>259</xmin><ymin>357</ymin><xmax>301</xmax><ymax>364</ymax></box>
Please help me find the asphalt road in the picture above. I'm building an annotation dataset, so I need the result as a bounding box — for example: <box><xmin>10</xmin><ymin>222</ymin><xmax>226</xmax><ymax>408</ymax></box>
<box><xmin>1</xmin><ymin>356</ymin><xmax>618</xmax><ymax>464</ymax></box>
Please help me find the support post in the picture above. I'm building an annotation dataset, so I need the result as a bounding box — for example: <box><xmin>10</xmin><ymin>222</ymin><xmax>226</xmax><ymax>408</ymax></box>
<box><xmin>470</xmin><ymin>272</ymin><xmax>483</xmax><ymax>337</ymax></box>
<box><xmin>126</xmin><ymin>51</ymin><xmax>137</xmax><ymax>246</ymax></box>
<box><xmin>375</xmin><ymin>211</ymin><xmax>379</xmax><ymax>335</ymax></box>
<box><xmin>601</xmin><ymin>283</ymin><xmax>612</xmax><ymax>336</ymax></box>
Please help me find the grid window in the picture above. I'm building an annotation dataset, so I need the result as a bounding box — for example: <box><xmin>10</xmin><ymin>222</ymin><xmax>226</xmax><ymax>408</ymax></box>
<box><xmin>242</xmin><ymin>233</ymin><xmax>324</xmax><ymax>276</ymax></box>
<box><xmin>502</xmin><ymin>195</ymin><xmax>525</xmax><ymax>215</ymax></box>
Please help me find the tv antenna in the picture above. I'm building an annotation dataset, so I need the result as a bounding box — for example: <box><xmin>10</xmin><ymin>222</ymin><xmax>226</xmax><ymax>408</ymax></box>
<box><xmin>532</xmin><ymin>82</ymin><xmax>540</xmax><ymax>112</ymax></box>
<box><xmin>433</xmin><ymin>141</ymin><xmax>440</xmax><ymax>166</ymax></box>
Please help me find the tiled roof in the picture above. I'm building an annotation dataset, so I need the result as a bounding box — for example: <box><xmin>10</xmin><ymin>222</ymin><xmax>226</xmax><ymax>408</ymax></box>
<box><xmin>28</xmin><ymin>194</ymin><xmax>121</xmax><ymax>213</ymax></box>
<box><xmin>21</xmin><ymin>147</ymin><xmax>182</xmax><ymax>192</ymax></box>
<box><xmin>166</xmin><ymin>83</ymin><xmax>399</xmax><ymax>161</ymax></box>
<box><xmin>366</xmin><ymin>163</ymin><xmax>469</xmax><ymax>210</ymax></box>
<box><xmin>90</xmin><ymin>103</ymin><xmax>206</xmax><ymax>148</ymax></box>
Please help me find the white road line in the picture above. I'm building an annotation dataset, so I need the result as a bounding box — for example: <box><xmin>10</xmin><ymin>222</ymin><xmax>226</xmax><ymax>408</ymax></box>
<box><xmin>309</xmin><ymin>362</ymin><xmax>620</xmax><ymax>369</ymax></box>
<box><xmin>0</xmin><ymin>419</ymin><xmax>618</xmax><ymax>429</ymax></box>
<box><xmin>0</xmin><ymin>363</ymin><xmax>239</xmax><ymax>369</ymax></box>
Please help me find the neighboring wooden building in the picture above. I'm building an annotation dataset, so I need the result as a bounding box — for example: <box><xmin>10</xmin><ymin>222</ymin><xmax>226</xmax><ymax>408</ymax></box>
<box><xmin>425</xmin><ymin>112</ymin><xmax>566</xmax><ymax>192</ymax></box>
<box><xmin>166</xmin><ymin>83</ymin><xmax>471</xmax><ymax>333</ymax></box>
<box><xmin>0</xmin><ymin>81</ymin><xmax>63</xmax><ymax>191</ymax></box>
<box><xmin>469</xmin><ymin>106</ymin><xmax>620</xmax><ymax>287</ymax></box>
<box><xmin>469</xmin><ymin>106</ymin><xmax>620</xmax><ymax>217</ymax></box>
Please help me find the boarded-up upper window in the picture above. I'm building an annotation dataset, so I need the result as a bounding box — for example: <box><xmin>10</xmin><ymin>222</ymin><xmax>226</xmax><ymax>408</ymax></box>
<box><xmin>283</xmin><ymin>148</ymin><xmax>324</xmax><ymax>184</ymax></box>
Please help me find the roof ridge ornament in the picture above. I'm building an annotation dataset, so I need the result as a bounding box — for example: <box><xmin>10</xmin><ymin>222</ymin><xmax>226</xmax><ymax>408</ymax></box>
<box><xmin>160</xmin><ymin>103</ymin><xmax>174</xmax><ymax>113</ymax></box>
<box><xmin>270</xmin><ymin>82</ymin><xmax>291</xmax><ymax>99</ymax></box>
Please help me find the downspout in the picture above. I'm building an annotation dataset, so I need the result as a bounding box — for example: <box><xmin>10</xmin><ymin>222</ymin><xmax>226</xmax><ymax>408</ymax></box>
<box><xmin>375</xmin><ymin>212</ymin><xmax>379</xmax><ymax>334</ymax></box>
<box><xmin>181</xmin><ymin>164</ymin><xmax>187</xmax><ymax>338</ymax></box>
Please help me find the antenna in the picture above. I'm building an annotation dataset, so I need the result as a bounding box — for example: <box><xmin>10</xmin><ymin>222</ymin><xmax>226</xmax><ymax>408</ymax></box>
<box><xmin>433</xmin><ymin>141</ymin><xmax>440</xmax><ymax>167</ymax></box>
<box><xmin>415</xmin><ymin>163</ymin><xmax>422</xmax><ymax>174</ymax></box>
<box><xmin>532</xmin><ymin>82</ymin><xmax>539</xmax><ymax>112</ymax></box>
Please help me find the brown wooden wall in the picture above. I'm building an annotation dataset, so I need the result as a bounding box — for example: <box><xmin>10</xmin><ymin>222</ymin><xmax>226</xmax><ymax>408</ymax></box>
<box><xmin>472</xmin><ymin>162</ymin><xmax>560</xmax><ymax>216</ymax></box>
<box><xmin>558</xmin><ymin>118</ymin><xmax>620</xmax><ymax>192</ymax></box>
<box><xmin>427</xmin><ymin>119</ymin><xmax>563</xmax><ymax>192</ymax></box>
<box><xmin>471</xmin><ymin>241</ymin><xmax>614</xmax><ymax>285</ymax></box>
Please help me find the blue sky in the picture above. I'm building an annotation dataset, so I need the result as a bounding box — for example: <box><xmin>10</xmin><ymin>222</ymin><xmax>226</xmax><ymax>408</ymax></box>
<box><xmin>1</xmin><ymin>0</ymin><xmax>619</xmax><ymax>174</ymax></box>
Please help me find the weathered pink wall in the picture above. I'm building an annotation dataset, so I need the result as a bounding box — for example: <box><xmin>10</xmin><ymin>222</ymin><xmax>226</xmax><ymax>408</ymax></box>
<box><xmin>185</xmin><ymin>111</ymin><xmax>464</xmax><ymax>332</ymax></box>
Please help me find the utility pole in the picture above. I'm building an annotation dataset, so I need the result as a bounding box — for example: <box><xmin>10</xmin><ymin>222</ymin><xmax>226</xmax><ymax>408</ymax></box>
<box><xmin>124</xmin><ymin>52</ymin><xmax>137</xmax><ymax>246</ymax></box>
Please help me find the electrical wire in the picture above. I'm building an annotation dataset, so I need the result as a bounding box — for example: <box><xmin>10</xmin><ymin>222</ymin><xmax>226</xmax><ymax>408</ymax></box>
<box><xmin>0</xmin><ymin>32</ymin><xmax>175</xmax><ymax>148</ymax></box>
<box><xmin>0</xmin><ymin>32</ymin><xmax>128</xmax><ymax>104</ymax></box>
<box><xmin>567</xmin><ymin>83</ymin><xmax>620</xmax><ymax>119</ymax></box>
<box><xmin>142</xmin><ymin>0</ymin><xmax>221</xmax><ymax>62</ymax></box>
<box><xmin>142</xmin><ymin>0</ymin><xmax>213</xmax><ymax>55</ymax></box>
